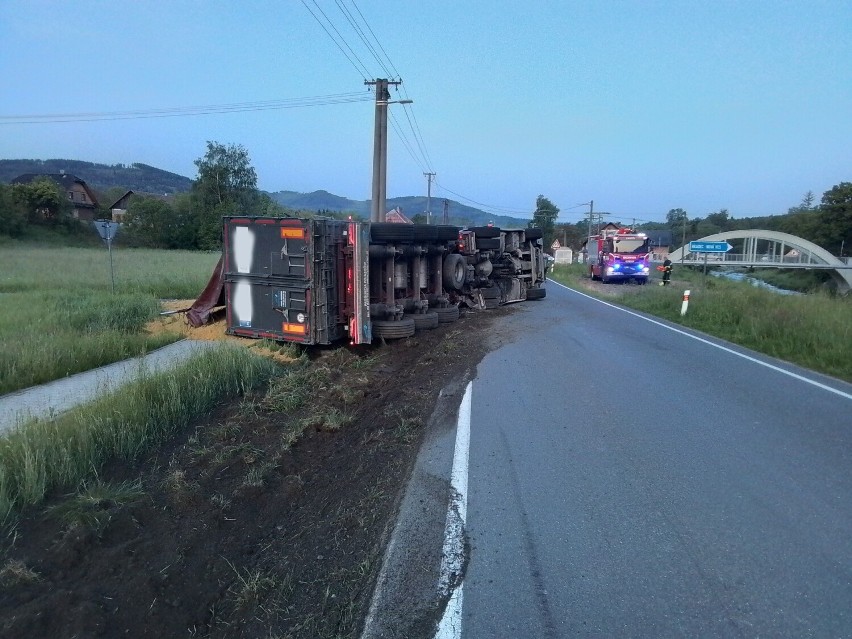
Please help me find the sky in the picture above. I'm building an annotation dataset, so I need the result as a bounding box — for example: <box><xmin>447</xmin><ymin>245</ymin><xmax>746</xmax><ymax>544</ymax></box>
<box><xmin>1</xmin><ymin>0</ymin><xmax>850</xmax><ymax>224</ymax></box>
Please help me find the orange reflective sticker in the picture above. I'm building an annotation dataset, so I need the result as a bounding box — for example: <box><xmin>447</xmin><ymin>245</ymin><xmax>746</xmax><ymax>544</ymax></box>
<box><xmin>280</xmin><ymin>228</ymin><xmax>305</xmax><ymax>239</ymax></box>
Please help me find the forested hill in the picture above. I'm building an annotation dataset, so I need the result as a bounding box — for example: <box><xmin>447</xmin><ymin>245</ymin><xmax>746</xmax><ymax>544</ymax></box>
<box><xmin>0</xmin><ymin>159</ymin><xmax>193</xmax><ymax>195</ymax></box>
<box><xmin>270</xmin><ymin>190</ymin><xmax>529</xmax><ymax>228</ymax></box>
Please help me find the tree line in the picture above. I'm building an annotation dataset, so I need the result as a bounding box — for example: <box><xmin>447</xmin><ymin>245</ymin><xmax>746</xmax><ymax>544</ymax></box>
<box><xmin>530</xmin><ymin>183</ymin><xmax>852</xmax><ymax>257</ymax></box>
<box><xmin>0</xmin><ymin>142</ymin><xmax>353</xmax><ymax>249</ymax></box>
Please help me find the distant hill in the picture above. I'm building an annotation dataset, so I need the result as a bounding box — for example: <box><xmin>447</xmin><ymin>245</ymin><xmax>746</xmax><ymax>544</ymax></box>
<box><xmin>270</xmin><ymin>190</ymin><xmax>530</xmax><ymax>228</ymax></box>
<box><xmin>0</xmin><ymin>159</ymin><xmax>533</xmax><ymax>227</ymax></box>
<box><xmin>0</xmin><ymin>159</ymin><xmax>193</xmax><ymax>195</ymax></box>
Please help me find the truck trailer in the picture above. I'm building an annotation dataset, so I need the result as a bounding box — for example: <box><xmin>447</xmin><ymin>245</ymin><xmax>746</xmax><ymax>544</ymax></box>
<box><xmin>187</xmin><ymin>217</ymin><xmax>547</xmax><ymax>345</ymax></box>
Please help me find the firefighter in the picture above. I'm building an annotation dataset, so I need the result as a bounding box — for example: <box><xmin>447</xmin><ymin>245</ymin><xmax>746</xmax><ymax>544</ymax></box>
<box><xmin>661</xmin><ymin>257</ymin><xmax>673</xmax><ymax>286</ymax></box>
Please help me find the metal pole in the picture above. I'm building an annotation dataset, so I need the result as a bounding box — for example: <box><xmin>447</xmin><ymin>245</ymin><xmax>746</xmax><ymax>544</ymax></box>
<box><xmin>108</xmin><ymin>234</ymin><xmax>115</xmax><ymax>293</ymax></box>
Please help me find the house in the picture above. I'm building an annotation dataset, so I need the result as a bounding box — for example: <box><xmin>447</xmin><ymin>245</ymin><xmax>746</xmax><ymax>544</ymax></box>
<box><xmin>385</xmin><ymin>207</ymin><xmax>412</xmax><ymax>224</ymax></box>
<box><xmin>11</xmin><ymin>172</ymin><xmax>99</xmax><ymax>221</ymax></box>
<box><xmin>109</xmin><ymin>190</ymin><xmax>135</xmax><ymax>222</ymax></box>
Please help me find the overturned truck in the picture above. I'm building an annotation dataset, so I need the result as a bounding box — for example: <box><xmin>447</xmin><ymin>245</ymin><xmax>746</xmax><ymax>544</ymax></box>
<box><xmin>188</xmin><ymin>217</ymin><xmax>547</xmax><ymax>345</ymax></box>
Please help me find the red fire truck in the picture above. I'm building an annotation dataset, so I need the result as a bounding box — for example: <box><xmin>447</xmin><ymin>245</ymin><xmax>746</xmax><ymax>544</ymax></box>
<box><xmin>585</xmin><ymin>227</ymin><xmax>651</xmax><ymax>284</ymax></box>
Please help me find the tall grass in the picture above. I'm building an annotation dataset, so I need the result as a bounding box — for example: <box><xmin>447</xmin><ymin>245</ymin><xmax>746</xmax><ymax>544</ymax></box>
<box><xmin>0</xmin><ymin>244</ymin><xmax>220</xmax><ymax>394</ymax></box>
<box><xmin>0</xmin><ymin>346</ymin><xmax>277</xmax><ymax>520</ymax></box>
<box><xmin>549</xmin><ymin>264</ymin><xmax>852</xmax><ymax>382</ymax></box>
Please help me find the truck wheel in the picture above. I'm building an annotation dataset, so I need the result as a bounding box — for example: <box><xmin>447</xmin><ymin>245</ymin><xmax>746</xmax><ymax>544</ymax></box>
<box><xmin>470</xmin><ymin>225</ymin><xmax>500</xmax><ymax>239</ymax></box>
<box><xmin>525</xmin><ymin>228</ymin><xmax>543</xmax><ymax>240</ymax></box>
<box><xmin>436</xmin><ymin>225</ymin><xmax>461</xmax><ymax>241</ymax></box>
<box><xmin>442</xmin><ymin>254</ymin><xmax>466</xmax><ymax>290</ymax></box>
<box><xmin>371</xmin><ymin>223</ymin><xmax>414</xmax><ymax>243</ymax></box>
<box><xmin>590</xmin><ymin>267</ymin><xmax>598</xmax><ymax>281</ymax></box>
<box><xmin>434</xmin><ymin>305</ymin><xmax>460</xmax><ymax>323</ymax></box>
<box><xmin>412</xmin><ymin>225</ymin><xmax>437</xmax><ymax>241</ymax></box>
<box><xmin>409</xmin><ymin>312</ymin><xmax>439</xmax><ymax>330</ymax></box>
<box><xmin>526</xmin><ymin>286</ymin><xmax>546</xmax><ymax>300</ymax></box>
<box><xmin>372</xmin><ymin>317</ymin><xmax>416</xmax><ymax>339</ymax></box>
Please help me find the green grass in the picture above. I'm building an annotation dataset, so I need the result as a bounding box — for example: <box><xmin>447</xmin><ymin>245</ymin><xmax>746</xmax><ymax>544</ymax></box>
<box><xmin>549</xmin><ymin>264</ymin><xmax>852</xmax><ymax>382</ymax></box>
<box><xmin>0</xmin><ymin>243</ymin><xmax>220</xmax><ymax>394</ymax></box>
<box><xmin>0</xmin><ymin>345</ymin><xmax>277</xmax><ymax>520</ymax></box>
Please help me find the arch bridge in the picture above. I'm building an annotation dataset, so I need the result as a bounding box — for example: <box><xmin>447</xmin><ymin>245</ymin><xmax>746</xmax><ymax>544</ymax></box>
<box><xmin>667</xmin><ymin>230</ymin><xmax>852</xmax><ymax>294</ymax></box>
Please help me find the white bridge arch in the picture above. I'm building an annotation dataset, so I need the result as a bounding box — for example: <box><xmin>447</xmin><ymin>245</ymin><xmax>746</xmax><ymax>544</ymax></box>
<box><xmin>668</xmin><ymin>230</ymin><xmax>852</xmax><ymax>294</ymax></box>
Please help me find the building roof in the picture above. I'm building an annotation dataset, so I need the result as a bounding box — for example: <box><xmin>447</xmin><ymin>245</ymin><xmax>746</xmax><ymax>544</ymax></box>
<box><xmin>385</xmin><ymin>206</ymin><xmax>413</xmax><ymax>224</ymax></box>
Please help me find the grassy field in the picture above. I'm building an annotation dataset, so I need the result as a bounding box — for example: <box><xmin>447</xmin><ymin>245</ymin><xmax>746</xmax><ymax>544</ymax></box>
<box><xmin>549</xmin><ymin>264</ymin><xmax>852</xmax><ymax>383</ymax></box>
<box><xmin>0</xmin><ymin>243</ymin><xmax>220</xmax><ymax>394</ymax></box>
<box><xmin>0</xmin><ymin>345</ymin><xmax>278</xmax><ymax>520</ymax></box>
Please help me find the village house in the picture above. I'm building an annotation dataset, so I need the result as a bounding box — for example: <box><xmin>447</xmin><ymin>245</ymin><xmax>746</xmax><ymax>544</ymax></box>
<box><xmin>11</xmin><ymin>171</ymin><xmax>99</xmax><ymax>221</ymax></box>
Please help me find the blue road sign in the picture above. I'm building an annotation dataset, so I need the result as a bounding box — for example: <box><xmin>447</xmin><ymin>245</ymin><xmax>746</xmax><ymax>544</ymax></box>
<box><xmin>689</xmin><ymin>241</ymin><xmax>732</xmax><ymax>253</ymax></box>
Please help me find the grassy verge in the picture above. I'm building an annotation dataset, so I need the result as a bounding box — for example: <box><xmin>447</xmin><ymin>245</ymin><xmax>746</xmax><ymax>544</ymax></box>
<box><xmin>0</xmin><ymin>243</ymin><xmax>220</xmax><ymax>394</ymax></box>
<box><xmin>549</xmin><ymin>264</ymin><xmax>852</xmax><ymax>383</ymax></box>
<box><xmin>0</xmin><ymin>345</ymin><xmax>278</xmax><ymax>520</ymax></box>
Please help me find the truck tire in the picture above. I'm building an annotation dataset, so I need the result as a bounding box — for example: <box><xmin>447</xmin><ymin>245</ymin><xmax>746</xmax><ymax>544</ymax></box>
<box><xmin>372</xmin><ymin>317</ymin><xmax>416</xmax><ymax>339</ymax></box>
<box><xmin>590</xmin><ymin>267</ymin><xmax>598</xmax><ymax>281</ymax></box>
<box><xmin>371</xmin><ymin>223</ymin><xmax>414</xmax><ymax>243</ymax></box>
<box><xmin>442</xmin><ymin>254</ymin><xmax>466</xmax><ymax>290</ymax></box>
<box><xmin>409</xmin><ymin>311</ymin><xmax>440</xmax><ymax>330</ymax></box>
<box><xmin>526</xmin><ymin>286</ymin><xmax>546</xmax><ymax>300</ymax></box>
<box><xmin>470</xmin><ymin>225</ymin><xmax>500</xmax><ymax>239</ymax></box>
<box><xmin>436</xmin><ymin>225</ymin><xmax>461</xmax><ymax>241</ymax></box>
<box><xmin>434</xmin><ymin>305</ymin><xmax>460</xmax><ymax>323</ymax></box>
<box><xmin>412</xmin><ymin>225</ymin><xmax>436</xmax><ymax>241</ymax></box>
<box><xmin>476</xmin><ymin>238</ymin><xmax>501</xmax><ymax>250</ymax></box>
<box><xmin>525</xmin><ymin>228</ymin><xmax>543</xmax><ymax>240</ymax></box>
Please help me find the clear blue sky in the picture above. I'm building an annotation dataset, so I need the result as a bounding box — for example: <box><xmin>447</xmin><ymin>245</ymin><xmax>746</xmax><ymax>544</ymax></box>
<box><xmin>1</xmin><ymin>0</ymin><xmax>849</xmax><ymax>224</ymax></box>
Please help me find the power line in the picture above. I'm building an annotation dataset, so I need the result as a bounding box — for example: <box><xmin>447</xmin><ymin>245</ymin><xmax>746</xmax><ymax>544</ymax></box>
<box><xmin>349</xmin><ymin>0</ymin><xmax>402</xmax><ymax>80</ymax></box>
<box><xmin>0</xmin><ymin>93</ymin><xmax>373</xmax><ymax>124</ymax></box>
<box><xmin>301</xmin><ymin>0</ymin><xmax>371</xmax><ymax>79</ymax></box>
<box><xmin>334</xmin><ymin>0</ymin><xmax>392</xmax><ymax>78</ymax></box>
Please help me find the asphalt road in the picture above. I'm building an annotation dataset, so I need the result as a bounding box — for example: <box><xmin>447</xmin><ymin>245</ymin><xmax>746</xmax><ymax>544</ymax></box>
<box><xmin>461</xmin><ymin>282</ymin><xmax>852</xmax><ymax>637</ymax></box>
<box><xmin>365</xmin><ymin>282</ymin><xmax>852</xmax><ymax>638</ymax></box>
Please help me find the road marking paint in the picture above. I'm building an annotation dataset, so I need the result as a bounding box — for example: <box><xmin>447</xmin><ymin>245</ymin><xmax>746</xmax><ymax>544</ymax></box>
<box><xmin>550</xmin><ymin>280</ymin><xmax>852</xmax><ymax>401</ymax></box>
<box><xmin>435</xmin><ymin>381</ymin><xmax>472</xmax><ymax>639</ymax></box>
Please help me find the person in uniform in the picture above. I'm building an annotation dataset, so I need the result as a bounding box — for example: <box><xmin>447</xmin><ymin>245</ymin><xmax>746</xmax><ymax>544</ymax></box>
<box><xmin>661</xmin><ymin>257</ymin><xmax>673</xmax><ymax>286</ymax></box>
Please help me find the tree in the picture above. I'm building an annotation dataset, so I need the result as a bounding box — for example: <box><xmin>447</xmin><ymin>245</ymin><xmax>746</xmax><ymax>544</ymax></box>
<box><xmin>124</xmin><ymin>196</ymin><xmax>178</xmax><ymax>248</ymax></box>
<box><xmin>530</xmin><ymin>195</ymin><xmax>560</xmax><ymax>250</ymax></box>
<box><xmin>191</xmin><ymin>141</ymin><xmax>261</xmax><ymax>250</ymax></box>
<box><xmin>816</xmin><ymin>182</ymin><xmax>852</xmax><ymax>255</ymax></box>
<box><xmin>11</xmin><ymin>177</ymin><xmax>71</xmax><ymax>224</ymax></box>
<box><xmin>705</xmin><ymin>208</ymin><xmax>731</xmax><ymax>233</ymax></box>
<box><xmin>666</xmin><ymin>208</ymin><xmax>688</xmax><ymax>228</ymax></box>
<box><xmin>0</xmin><ymin>184</ymin><xmax>27</xmax><ymax>237</ymax></box>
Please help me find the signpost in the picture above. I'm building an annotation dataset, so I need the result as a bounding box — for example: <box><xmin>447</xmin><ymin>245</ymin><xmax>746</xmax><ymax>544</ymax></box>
<box><xmin>93</xmin><ymin>220</ymin><xmax>121</xmax><ymax>293</ymax></box>
<box><xmin>689</xmin><ymin>241</ymin><xmax>733</xmax><ymax>279</ymax></box>
<box><xmin>689</xmin><ymin>241</ymin><xmax>733</xmax><ymax>253</ymax></box>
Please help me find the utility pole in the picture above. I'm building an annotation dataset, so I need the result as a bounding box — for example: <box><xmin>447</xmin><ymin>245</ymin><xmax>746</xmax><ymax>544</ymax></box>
<box><xmin>424</xmin><ymin>172</ymin><xmax>435</xmax><ymax>224</ymax></box>
<box><xmin>586</xmin><ymin>200</ymin><xmax>594</xmax><ymax>238</ymax></box>
<box><xmin>366</xmin><ymin>78</ymin><xmax>403</xmax><ymax>222</ymax></box>
<box><xmin>442</xmin><ymin>199</ymin><xmax>449</xmax><ymax>225</ymax></box>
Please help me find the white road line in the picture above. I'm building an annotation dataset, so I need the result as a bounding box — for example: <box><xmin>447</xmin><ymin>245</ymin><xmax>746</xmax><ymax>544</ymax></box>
<box><xmin>435</xmin><ymin>381</ymin><xmax>473</xmax><ymax>639</ymax></box>
<box><xmin>550</xmin><ymin>280</ymin><xmax>852</xmax><ymax>401</ymax></box>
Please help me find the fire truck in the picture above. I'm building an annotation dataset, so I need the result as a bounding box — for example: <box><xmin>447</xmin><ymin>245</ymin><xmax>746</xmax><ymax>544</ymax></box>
<box><xmin>188</xmin><ymin>217</ymin><xmax>547</xmax><ymax>345</ymax></box>
<box><xmin>585</xmin><ymin>227</ymin><xmax>651</xmax><ymax>284</ymax></box>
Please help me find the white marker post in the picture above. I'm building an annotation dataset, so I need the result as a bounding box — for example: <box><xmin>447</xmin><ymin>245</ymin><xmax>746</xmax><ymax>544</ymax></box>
<box><xmin>681</xmin><ymin>290</ymin><xmax>690</xmax><ymax>316</ymax></box>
